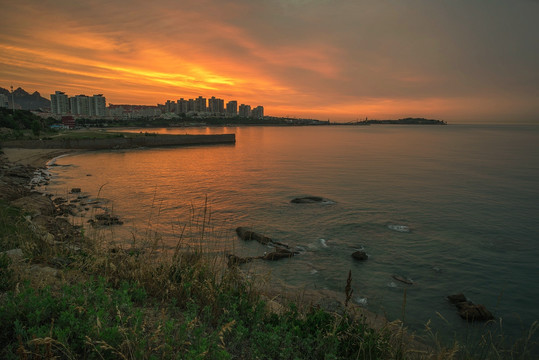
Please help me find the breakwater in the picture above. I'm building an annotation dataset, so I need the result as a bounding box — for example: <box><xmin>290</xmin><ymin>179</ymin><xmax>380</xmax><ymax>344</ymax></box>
<box><xmin>0</xmin><ymin>133</ymin><xmax>235</xmax><ymax>149</ymax></box>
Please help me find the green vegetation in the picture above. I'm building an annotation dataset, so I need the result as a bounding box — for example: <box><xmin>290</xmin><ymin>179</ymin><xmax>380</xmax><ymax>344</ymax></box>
<box><xmin>0</xmin><ymin>108</ymin><xmax>58</xmax><ymax>140</ymax></box>
<box><xmin>0</xmin><ymin>198</ymin><xmax>537</xmax><ymax>359</ymax></box>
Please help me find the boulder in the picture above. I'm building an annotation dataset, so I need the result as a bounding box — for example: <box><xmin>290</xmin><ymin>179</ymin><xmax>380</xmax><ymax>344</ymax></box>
<box><xmin>447</xmin><ymin>293</ymin><xmax>467</xmax><ymax>304</ymax></box>
<box><xmin>455</xmin><ymin>302</ymin><xmax>494</xmax><ymax>321</ymax></box>
<box><xmin>351</xmin><ymin>251</ymin><xmax>368</xmax><ymax>261</ymax></box>
<box><xmin>447</xmin><ymin>293</ymin><xmax>494</xmax><ymax>322</ymax></box>
<box><xmin>236</xmin><ymin>227</ymin><xmax>272</xmax><ymax>245</ymax></box>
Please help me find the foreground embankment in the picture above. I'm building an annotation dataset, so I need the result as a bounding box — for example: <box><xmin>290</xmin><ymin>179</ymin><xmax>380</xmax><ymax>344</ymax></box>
<box><xmin>1</xmin><ymin>133</ymin><xmax>235</xmax><ymax>150</ymax></box>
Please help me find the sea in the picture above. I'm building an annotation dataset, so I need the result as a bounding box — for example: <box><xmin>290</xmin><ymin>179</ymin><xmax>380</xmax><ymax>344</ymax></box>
<box><xmin>40</xmin><ymin>124</ymin><xmax>539</xmax><ymax>347</ymax></box>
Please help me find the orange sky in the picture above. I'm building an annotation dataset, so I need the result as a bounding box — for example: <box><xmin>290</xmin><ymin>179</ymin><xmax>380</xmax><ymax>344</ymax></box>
<box><xmin>1</xmin><ymin>0</ymin><xmax>538</xmax><ymax>123</ymax></box>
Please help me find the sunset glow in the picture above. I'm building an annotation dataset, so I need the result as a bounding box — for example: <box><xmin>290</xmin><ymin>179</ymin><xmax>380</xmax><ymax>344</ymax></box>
<box><xmin>1</xmin><ymin>0</ymin><xmax>538</xmax><ymax>122</ymax></box>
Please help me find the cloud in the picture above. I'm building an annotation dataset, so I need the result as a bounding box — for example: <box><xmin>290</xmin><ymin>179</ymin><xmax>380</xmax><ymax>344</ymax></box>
<box><xmin>1</xmin><ymin>0</ymin><xmax>538</xmax><ymax>121</ymax></box>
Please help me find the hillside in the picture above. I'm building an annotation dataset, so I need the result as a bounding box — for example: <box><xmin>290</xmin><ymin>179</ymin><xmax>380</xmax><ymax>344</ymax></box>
<box><xmin>0</xmin><ymin>87</ymin><xmax>50</xmax><ymax>111</ymax></box>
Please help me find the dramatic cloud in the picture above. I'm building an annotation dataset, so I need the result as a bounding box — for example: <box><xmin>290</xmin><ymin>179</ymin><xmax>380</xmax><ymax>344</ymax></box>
<box><xmin>1</xmin><ymin>0</ymin><xmax>538</xmax><ymax>122</ymax></box>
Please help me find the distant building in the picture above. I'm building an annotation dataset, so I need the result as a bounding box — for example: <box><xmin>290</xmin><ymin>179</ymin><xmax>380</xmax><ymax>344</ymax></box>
<box><xmin>90</xmin><ymin>94</ymin><xmax>107</xmax><ymax>117</ymax></box>
<box><xmin>70</xmin><ymin>95</ymin><xmax>91</xmax><ymax>116</ymax></box>
<box><xmin>239</xmin><ymin>104</ymin><xmax>251</xmax><ymax>117</ymax></box>
<box><xmin>0</xmin><ymin>94</ymin><xmax>8</xmax><ymax>108</ymax></box>
<box><xmin>164</xmin><ymin>100</ymin><xmax>176</xmax><ymax>113</ymax></box>
<box><xmin>177</xmin><ymin>98</ymin><xmax>189</xmax><ymax>114</ymax></box>
<box><xmin>50</xmin><ymin>91</ymin><xmax>70</xmax><ymax>115</ymax></box>
<box><xmin>226</xmin><ymin>100</ymin><xmax>237</xmax><ymax>116</ymax></box>
<box><xmin>251</xmin><ymin>106</ymin><xmax>264</xmax><ymax>119</ymax></box>
<box><xmin>194</xmin><ymin>96</ymin><xmax>207</xmax><ymax>112</ymax></box>
<box><xmin>108</xmin><ymin>104</ymin><xmax>160</xmax><ymax>119</ymax></box>
<box><xmin>208</xmin><ymin>96</ymin><xmax>225</xmax><ymax>114</ymax></box>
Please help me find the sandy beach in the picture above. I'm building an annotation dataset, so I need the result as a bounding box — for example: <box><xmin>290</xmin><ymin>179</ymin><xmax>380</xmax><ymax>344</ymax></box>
<box><xmin>2</xmin><ymin>148</ymin><xmax>78</xmax><ymax>168</ymax></box>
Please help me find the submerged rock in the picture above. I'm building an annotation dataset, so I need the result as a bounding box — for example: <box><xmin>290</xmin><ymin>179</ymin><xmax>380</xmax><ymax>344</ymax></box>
<box><xmin>392</xmin><ymin>275</ymin><xmax>413</xmax><ymax>285</ymax></box>
<box><xmin>291</xmin><ymin>196</ymin><xmax>333</xmax><ymax>204</ymax></box>
<box><xmin>351</xmin><ymin>250</ymin><xmax>368</xmax><ymax>261</ymax></box>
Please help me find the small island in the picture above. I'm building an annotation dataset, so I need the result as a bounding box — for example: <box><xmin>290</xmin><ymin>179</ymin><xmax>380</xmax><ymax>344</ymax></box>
<box><xmin>354</xmin><ymin>117</ymin><xmax>447</xmax><ymax>125</ymax></box>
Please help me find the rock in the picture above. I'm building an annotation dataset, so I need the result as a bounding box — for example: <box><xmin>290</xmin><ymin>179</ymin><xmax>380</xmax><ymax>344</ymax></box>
<box><xmin>447</xmin><ymin>293</ymin><xmax>494</xmax><ymax>322</ymax></box>
<box><xmin>236</xmin><ymin>227</ymin><xmax>272</xmax><ymax>245</ymax></box>
<box><xmin>89</xmin><ymin>213</ymin><xmax>123</xmax><ymax>226</ymax></box>
<box><xmin>70</xmin><ymin>188</ymin><xmax>81</xmax><ymax>193</ymax></box>
<box><xmin>10</xmin><ymin>193</ymin><xmax>56</xmax><ymax>216</ymax></box>
<box><xmin>0</xmin><ymin>181</ymin><xmax>30</xmax><ymax>201</ymax></box>
<box><xmin>351</xmin><ymin>251</ymin><xmax>368</xmax><ymax>261</ymax></box>
<box><xmin>2</xmin><ymin>248</ymin><xmax>24</xmax><ymax>261</ymax></box>
<box><xmin>291</xmin><ymin>196</ymin><xmax>326</xmax><ymax>204</ymax></box>
<box><xmin>456</xmin><ymin>302</ymin><xmax>494</xmax><ymax>321</ymax></box>
<box><xmin>392</xmin><ymin>275</ymin><xmax>413</xmax><ymax>285</ymax></box>
<box><xmin>260</xmin><ymin>247</ymin><xmax>295</xmax><ymax>261</ymax></box>
<box><xmin>447</xmin><ymin>293</ymin><xmax>467</xmax><ymax>304</ymax></box>
<box><xmin>226</xmin><ymin>254</ymin><xmax>254</xmax><ymax>267</ymax></box>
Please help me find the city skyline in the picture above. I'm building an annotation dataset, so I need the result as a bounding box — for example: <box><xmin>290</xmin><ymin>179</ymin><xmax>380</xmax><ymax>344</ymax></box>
<box><xmin>1</xmin><ymin>1</ymin><xmax>538</xmax><ymax>123</ymax></box>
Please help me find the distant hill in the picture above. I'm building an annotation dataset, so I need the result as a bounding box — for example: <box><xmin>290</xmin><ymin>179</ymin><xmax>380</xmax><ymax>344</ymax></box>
<box><xmin>0</xmin><ymin>87</ymin><xmax>51</xmax><ymax>111</ymax></box>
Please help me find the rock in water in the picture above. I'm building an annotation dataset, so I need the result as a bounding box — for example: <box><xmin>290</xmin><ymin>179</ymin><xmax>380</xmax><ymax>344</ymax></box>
<box><xmin>351</xmin><ymin>251</ymin><xmax>368</xmax><ymax>261</ymax></box>
<box><xmin>447</xmin><ymin>293</ymin><xmax>494</xmax><ymax>322</ymax></box>
<box><xmin>260</xmin><ymin>247</ymin><xmax>295</xmax><ymax>261</ymax></box>
<box><xmin>235</xmin><ymin>227</ymin><xmax>272</xmax><ymax>245</ymax></box>
<box><xmin>392</xmin><ymin>275</ymin><xmax>413</xmax><ymax>285</ymax></box>
<box><xmin>447</xmin><ymin>293</ymin><xmax>467</xmax><ymax>304</ymax></box>
<box><xmin>291</xmin><ymin>196</ymin><xmax>327</xmax><ymax>204</ymax></box>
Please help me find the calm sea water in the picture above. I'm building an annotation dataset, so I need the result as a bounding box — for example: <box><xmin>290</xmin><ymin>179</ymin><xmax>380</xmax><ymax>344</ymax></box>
<box><xmin>43</xmin><ymin>124</ymin><xmax>539</xmax><ymax>344</ymax></box>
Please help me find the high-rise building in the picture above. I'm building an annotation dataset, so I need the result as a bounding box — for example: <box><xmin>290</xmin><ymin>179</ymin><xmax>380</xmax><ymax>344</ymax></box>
<box><xmin>70</xmin><ymin>95</ymin><xmax>91</xmax><ymax>116</ymax></box>
<box><xmin>251</xmin><ymin>106</ymin><xmax>264</xmax><ymax>119</ymax></box>
<box><xmin>226</xmin><ymin>100</ymin><xmax>238</xmax><ymax>116</ymax></box>
<box><xmin>91</xmin><ymin>94</ymin><xmax>107</xmax><ymax>117</ymax></box>
<box><xmin>50</xmin><ymin>91</ymin><xmax>70</xmax><ymax>114</ymax></box>
<box><xmin>239</xmin><ymin>104</ymin><xmax>251</xmax><ymax>117</ymax></box>
<box><xmin>194</xmin><ymin>96</ymin><xmax>206</xmax><ymax>112</ymax></box>
<box><xmin>208</xmin><ymin>96</ymin><xmax>225</xmax><ymax>114</ymax></box>
<box><xmin>165</xmin><ymin>100</ymin><xmax>176</xmax><ymax>113</ymax></box>
<box><xmin>177</xmin><ymin>98</ymin><xmax>189</xmax><ymax>114</ymax></box>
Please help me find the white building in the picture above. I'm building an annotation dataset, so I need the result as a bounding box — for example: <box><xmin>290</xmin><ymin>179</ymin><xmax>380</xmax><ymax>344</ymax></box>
<box><xmin>50</xmin><ymin>91</ymin><xmax>70</xmax><ymax>114</ymax></box>
<box><xmin>90</xmin><ymin>94</ymin><xmax>107</xmax><ymax>117</ymax></box>
<box><xmin>70</xmin><ymin>95</ymin><xmax>90</xmax><ymax>116</ymax></box>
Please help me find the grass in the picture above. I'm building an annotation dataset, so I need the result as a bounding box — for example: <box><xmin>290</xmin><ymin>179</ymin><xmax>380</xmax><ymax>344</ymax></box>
<box><xmin>1</xmin><ymin>199</ymin><xmax>538</xmax><ymax>359</ymax></box>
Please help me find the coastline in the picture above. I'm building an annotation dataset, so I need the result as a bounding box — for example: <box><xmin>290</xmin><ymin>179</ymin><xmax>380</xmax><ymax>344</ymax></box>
<box><xmin>0</xmin><ymin>146</ymin><xmax>393</xmax><ymax>332</ymax></box>
<box><xmin>2</xmin><ymin>148</ymin><xmax>79</xmax><ymax>168</ymax></box>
